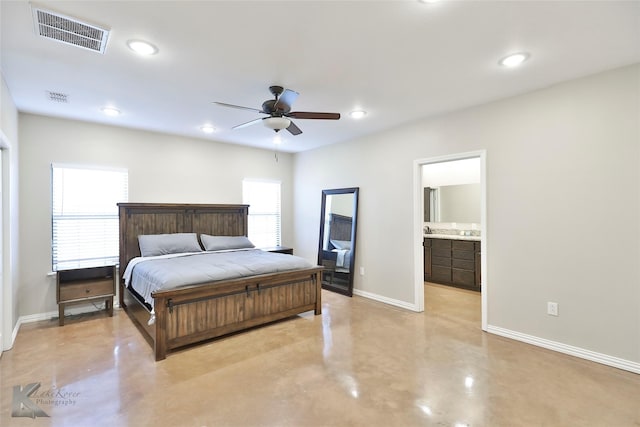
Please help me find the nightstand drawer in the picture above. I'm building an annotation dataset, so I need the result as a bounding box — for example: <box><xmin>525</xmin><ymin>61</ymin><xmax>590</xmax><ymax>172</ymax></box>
<box><xmin>59</xmin><ymin>278</ymin><xmax>114</xmax><ymax>302</ymax></box>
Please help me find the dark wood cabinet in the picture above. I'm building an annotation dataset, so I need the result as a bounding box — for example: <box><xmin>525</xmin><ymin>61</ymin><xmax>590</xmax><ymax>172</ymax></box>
<box><xmin>423</xmin><ymin>239</ymin><xmax>432</xmax><ymax>279</ymax></box>
<box><xmin>56</xmin><ymin>265</ymin><xmax>116</xmax><ymax>326</ymax></box>
<box><xmin>423</xmin><ymin>237</ymin><xmax>481</xmax><ymax>291</ymax></box>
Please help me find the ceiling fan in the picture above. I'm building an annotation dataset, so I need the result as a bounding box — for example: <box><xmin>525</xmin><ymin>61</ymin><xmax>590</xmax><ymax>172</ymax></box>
<box><xmin>213</xmin><ymin>85</ymin><xmax>340</xmax><ymax>136</ymax></box>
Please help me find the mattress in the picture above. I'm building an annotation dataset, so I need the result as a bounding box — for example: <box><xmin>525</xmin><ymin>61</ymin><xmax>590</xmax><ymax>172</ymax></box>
<box><xmin>124</xmin><ymin>249</ymin><xmax>314</xmax><ymax>309</ymax></box>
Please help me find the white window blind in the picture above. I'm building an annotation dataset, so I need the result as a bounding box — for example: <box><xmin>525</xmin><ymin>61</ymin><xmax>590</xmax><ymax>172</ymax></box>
<box><xmin>52</xmin><ymin>165</ymin><xmax>128</xmax><ymax>270</ymax></box>
<box><xmin>242</xmin><ymin>180</ymin><xmax>281</xmax><ymax>248</ymax></box>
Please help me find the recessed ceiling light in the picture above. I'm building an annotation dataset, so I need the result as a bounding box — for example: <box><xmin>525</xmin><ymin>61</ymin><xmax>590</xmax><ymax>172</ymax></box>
<box><xmin>200</xmin><ymin>124</ymin><xmax>216</xmax><ymax>134</ymax></box>
<box><xmin>349</xmin><ymin>110</ymin><xmax>367</xmax><ymax>119</ymax></box>
<box><xmin>127</xmin><ymin>39</ymin><xmax>158</xmax><ymax>55</ymax></box>
<box><xmin>499</xmin><ymin>52</ymin><xmax>530</xmax><ymax>68</ymax></box>
<box><xmin>101</xmin><ymin>106</ymin><xmax>121</xmax><ymax>116</ymax></box>
<box><xmin>419</xmin><ymin>0</ymin><xmax>441</xmax><ymax>3</ymax></box>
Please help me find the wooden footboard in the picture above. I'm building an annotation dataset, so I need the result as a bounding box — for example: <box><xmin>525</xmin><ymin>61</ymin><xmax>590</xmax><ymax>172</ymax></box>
<box><xmin>122</xmin><ymin>267</ymin><xmax>322</xmax><ymax>361</ymax></box>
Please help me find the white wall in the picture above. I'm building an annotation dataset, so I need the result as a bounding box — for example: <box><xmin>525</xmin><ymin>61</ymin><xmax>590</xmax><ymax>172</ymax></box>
<box><xmin>293</xmin><ymin>64</ymin><xmax>640</xmax><ymax>364</ymax></box>
<box><xmin>18</xmin><ymin>114</ymin><xmax>294</xmax><ymax>318</ymax></box>
<box><xmin>0</xmin><ymin>72</ymin><xmax>20</xmax><ymax>351</ymax></box>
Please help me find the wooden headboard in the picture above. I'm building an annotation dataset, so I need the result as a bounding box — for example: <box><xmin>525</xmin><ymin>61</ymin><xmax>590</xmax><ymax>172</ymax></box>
<box><xmin>118</xmin><ymin>203</ymin><xmax>249</xmax><ymax>274</ymax></box>
<box><xmin>328</xmin><ymin>213</ymin><xmax>353</xmax><ymax>243</ymax></box>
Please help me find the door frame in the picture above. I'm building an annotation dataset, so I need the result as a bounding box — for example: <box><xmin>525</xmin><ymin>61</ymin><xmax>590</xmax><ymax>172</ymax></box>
<box><xmin>413</xmin><ymin>150</ymin><xmax>487</xmax><ymax>331</ymax></box>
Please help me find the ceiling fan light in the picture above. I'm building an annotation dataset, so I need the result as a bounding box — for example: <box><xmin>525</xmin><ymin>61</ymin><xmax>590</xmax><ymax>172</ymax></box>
<box><xmin>263</xmin><ymin>117</ymin><xmax>291</xmax><ymax>131</ymax></box>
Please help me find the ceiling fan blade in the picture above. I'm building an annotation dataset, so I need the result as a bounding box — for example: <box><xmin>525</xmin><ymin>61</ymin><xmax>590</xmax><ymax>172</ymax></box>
<box><xmin>286</xmin><ymin>120</ymin><xmax>302</xmax><ymax>136</ymax></box>
<box><xmin>232</xmin><ymin>117</ymin><xmax>264</xmax><ymax>130</ymax></box>
<box><xmin>287</xmin><ymin>111</ymin><xmax>340</xmax><ymax>120</ymax></box>
<box><xmin>274</xmin><ymin>89</ymin><xmax>299</xmax><ymax>111</ymax></box>
<box><xmin>213</xmin><ymin>101</ymin><xmax>265</xmax><ymax>114</ymax></box>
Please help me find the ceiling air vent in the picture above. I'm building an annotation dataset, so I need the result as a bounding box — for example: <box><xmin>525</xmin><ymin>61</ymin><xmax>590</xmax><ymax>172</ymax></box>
<box><xmin>32</xmin><ymin>7</ymin><xmax>110</xmax><ymax>54</ymax></box>
<box><xmin>47</xmin><ymin>91</ymin><xmax>68</xmax><ymax>103</ymax></box>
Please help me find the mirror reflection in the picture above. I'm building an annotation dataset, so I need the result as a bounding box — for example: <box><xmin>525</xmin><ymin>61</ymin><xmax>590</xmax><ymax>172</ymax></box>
<box><xmin>318</xmin><ymin>188</ymin><xmax>359</xmax><ymax>297</ymax></box>
<box><xmin>424</xmin><ymin>183</ymin><xmax>481</xmax><ymax>223</ymax></box>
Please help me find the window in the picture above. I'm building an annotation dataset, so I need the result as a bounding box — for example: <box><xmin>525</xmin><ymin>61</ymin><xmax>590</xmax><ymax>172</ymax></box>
<box><xmin>51</xmin><ymin>165</ymin><xmax>128</xmax><ymax>270</ymax></box>
<box><xmin>242</xmin><ymin>180</ymin><xmax>281</xmax><ymax>248</ymax></box>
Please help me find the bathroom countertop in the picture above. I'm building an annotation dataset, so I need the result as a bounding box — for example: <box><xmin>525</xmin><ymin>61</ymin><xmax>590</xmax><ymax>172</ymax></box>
<box><xmin>424</xmin><ymin>233</ymin><xmax>481</xmax><ymax>241</ymax></box>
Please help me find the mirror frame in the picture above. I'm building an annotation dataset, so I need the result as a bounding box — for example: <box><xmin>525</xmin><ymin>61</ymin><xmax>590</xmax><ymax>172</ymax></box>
<box><xmin>317</xmin><ymin>187</ymin><xmax>359</xmax><ymax>297</ymax></box>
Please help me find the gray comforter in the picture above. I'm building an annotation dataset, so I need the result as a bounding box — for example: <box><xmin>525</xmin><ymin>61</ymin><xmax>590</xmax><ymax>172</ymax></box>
<box><xmin>128</xmin><ymin>249</ymin><xmax>314</xmax><ymax>309</ymax></box>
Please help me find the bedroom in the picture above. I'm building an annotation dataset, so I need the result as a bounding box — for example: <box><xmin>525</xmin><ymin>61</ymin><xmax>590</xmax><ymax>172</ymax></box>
<box><xmin>1</xmin><ymin>1</ymin><xmax>640</xmax><ymax>425</ymax></box>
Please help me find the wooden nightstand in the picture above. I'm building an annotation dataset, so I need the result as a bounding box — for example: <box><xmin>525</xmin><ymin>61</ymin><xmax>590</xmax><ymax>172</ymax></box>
<box><xmin>56</xmin><ymin>265</ymin><xmax>116</xmax><ymax>326</ymax></box>
<box><xmin>261</xmin><ymin>246</ymin><xmax>294</xmax><ymax>255</ymax></box>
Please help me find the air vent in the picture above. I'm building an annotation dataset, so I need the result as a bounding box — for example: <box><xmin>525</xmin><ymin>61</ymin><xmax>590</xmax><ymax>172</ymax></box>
<box><xmin>47</xmin><ymin>91</ymin><xmax>68</xmax><ymax>103</ymax></box>
<box><xmin>32</xmin><ymin>7</ymin><xmax>109</xmax><ymax>54</ymax></box>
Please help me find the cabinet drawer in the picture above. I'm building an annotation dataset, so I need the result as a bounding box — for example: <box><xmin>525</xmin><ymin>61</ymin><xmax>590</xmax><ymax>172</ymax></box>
<box><xmin>452</xmin><ymin>269</ymin><xmax>475</xmax><ymax>287</ymax></box>
<box><xmin>432</xmin><ymin>239</ymin><xmax>452</xmax><ymax>250</ymax></box>
<box><xmin>432</xmin><ymin>266</ymin><xmax>451</xmax><ymax>282</ymax></box>
<box><xmin>59</xmin><ymin>279</ymin><xmax>113</xmax><ymax>302</ymax></box>
<box><xmin>452</xmin><ymin>259</ymin><xmax>475</xmax><ymax>270</ymax></box>
<box><xmin>452</xmin><ymin>249</ymin><xmax>474</xmax><ymax>261</ymax></box>
<box><xmin>432</xmin><ymin>247</ymin><xmax>451</xmax><ymax>258</ymax></box>
<box><xmin>452</xmin><ymin>240</ymin><xmax>475</xmax><ymax>251</ymax></box>
<box><xmin>432</xmin><ymin>256</ymin><xmax>451</xmax><ymax>267</ymax></box>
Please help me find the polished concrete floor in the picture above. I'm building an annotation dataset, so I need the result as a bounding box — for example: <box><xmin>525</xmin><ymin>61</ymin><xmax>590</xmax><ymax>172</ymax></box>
<box><xmin>1</xmin><ymin>284</ymin><xmax>639</xmax><ymax>426</ymax></box>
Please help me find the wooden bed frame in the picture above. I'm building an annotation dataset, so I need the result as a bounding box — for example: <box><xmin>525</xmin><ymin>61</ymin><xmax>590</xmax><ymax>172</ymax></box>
<box><xmin>118</xmin><ymin>203</ymin><xmax>323</xmax><ymax>361</ymax></box>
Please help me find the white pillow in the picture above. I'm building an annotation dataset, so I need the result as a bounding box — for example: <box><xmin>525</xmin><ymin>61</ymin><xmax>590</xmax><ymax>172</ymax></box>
<box><xmin>201</xmin><ymin>235</ymin><xmax>255</xmax><ymax>251</ymax></box>
<box><xmin>138</xmin><ymin>233</ymin><xmax>202</xmax><ymax>257</ymax></box>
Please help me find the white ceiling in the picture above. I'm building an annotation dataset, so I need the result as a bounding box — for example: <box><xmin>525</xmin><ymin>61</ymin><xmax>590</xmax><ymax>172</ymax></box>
<box><xmin>1</xmin><ymin>1</ymin><xmax>639</xmax><ymax>153</ymax></box>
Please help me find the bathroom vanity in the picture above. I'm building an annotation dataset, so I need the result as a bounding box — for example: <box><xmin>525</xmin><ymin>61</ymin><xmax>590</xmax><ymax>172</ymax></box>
<box><xmin>423</xmin><ymin>235</ymin><xmax>481</xmax><ymax>291</ymax></box>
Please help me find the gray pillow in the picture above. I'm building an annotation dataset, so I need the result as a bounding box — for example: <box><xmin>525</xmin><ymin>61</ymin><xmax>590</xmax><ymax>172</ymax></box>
<box><xmin>138</xmin><ymin>233</ymin><xmax>202</xmax><ymax>257</ymax></box>
<box><xmin>201</xmin><ymin>234</ymin><xmax>255</xmax><ymax>251</ymax></box>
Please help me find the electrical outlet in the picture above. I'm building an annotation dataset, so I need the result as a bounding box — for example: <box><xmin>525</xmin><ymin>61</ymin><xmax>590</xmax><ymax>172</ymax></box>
<box><xmin>547</xmin><ymin>302</ymin><xmax>559</xmax><ymax>316</ymax></box>
<box><xmin>359</xmin><ymin>267</ymin><xmax>365</xmax><ymax>276</ymax></box>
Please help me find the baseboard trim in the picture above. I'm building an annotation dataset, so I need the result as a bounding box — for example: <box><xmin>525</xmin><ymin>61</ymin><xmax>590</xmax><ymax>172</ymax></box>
<box><xmin>11</xmin><ymin>301</ymin><xmax>121</xmax><ymax>346</ymax></box>
<box><xmin>353</xmin><ymin>288</ymin><xmax>418</xmax><ymax>312</ymax></box>
<box><xmin>487</xmin><ymin>325</ymin><xmax>640</xmax><ymax>375</ymax></box>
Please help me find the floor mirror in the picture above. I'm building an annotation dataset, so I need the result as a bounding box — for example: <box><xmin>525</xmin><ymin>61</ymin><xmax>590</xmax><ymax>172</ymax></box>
<box><xmin>317</xmin><ymin>187</ymin><xmax>359</xmax><ymax>296</ymax></box>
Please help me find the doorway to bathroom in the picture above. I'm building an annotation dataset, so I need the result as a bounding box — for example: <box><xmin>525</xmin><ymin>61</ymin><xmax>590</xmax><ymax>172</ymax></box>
<box><xmin>413</xmin><ymin>150</ymin><xmax>487</xmax><ymax>331</ymax></box>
